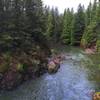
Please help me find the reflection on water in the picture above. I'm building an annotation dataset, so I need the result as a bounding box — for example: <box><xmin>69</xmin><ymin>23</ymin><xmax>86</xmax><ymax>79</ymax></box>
<box><xmin>0</xmin><ymin>47</ymin><xmax>99</xmax><ymax>100</ymax></box>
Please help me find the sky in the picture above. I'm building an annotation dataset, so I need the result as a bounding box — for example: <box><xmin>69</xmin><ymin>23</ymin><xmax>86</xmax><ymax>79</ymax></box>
<box><xmin>42</xmin><ymin>0</ymin><xmax>94</xmax><ymax>13</ymax></box>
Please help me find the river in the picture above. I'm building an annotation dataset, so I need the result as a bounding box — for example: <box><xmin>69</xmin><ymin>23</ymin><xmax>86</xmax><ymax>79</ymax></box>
<box><xmin>0</xmin><ymin>47</ymin><xmax>100</xmax><ymax>100</ymax></box>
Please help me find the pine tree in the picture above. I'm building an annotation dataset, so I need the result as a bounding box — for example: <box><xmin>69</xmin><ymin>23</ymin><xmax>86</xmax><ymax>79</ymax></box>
<box><xmin>96</xmin><ymin>1</ymin><xmax>100</xmax><ymax>52</ymax></box>
<box><xmin>81</xmin><ymin>0</ymin><xmax>99</xmax><ymax>48</ymax></box>
<box><xmin>45</xmin><ymin>7</ymin><xmax>62</xmax><ymax>43</ymax></box>
<box><xmin>96</xmin><ymin>0</ymin><xmax>100</xmax><ymax>23</ymax></box>
<box><xmin>73</xmin><ymin>4</ymin><xmax>85</xmax><ymax>45</ymax></box>
<box><xmin>61</xmin><ymin>9</ymin><xmax>74</xmax><ymax>44</ymax></box>
<box><xmin>45</xmin><ymin>11</ymin><xmax>53</xmax><ymax>39</ymax></box>
<box><xmin>51</xmin><ymin>7</ymin><xmax>61</xmax><ymax>42</ymax></box>
<box><xmin>24</xmin><ymin>0</ymin><xmax>50</xmax><ymax>52</ymax></box>
<box><xmin>0</xmin><ymin>0</ymin><xmax>4</xmax><ymax>33</ymax></box>
<box><xmin>85</xmin><ymin>2</ymin><xmax>92</xmax><ymax>26</ymax></box>
<box><xmin>70</xmin><ymin>8</ymin><xmax>74</xmax><ymax>45</ymax></box>
<box><xmin>25</xmin><ymin>0</ymin><xmax>44</xmax><ymax>33</ymax></box>
<box><xmin>91</xmin><ymin>0</ymin><xmax>97</xmax><ymax>22</ymax></box>
<box><xmin>61</xmin><ymin>9</ymin><xmax>69</xmax><ymax>44</ymax></box>
<box><xmin>4</xmin><ymin>0</ymin><xmax>24</xmax><ymax>50</ymax></box>
<box><xmin>0</xmin><ymin>0</ymin><xmax>50</xmax><ymax>52</ymax></box>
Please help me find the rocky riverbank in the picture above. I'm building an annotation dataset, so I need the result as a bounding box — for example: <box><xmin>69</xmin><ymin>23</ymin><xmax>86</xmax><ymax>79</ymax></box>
<box><xmin>0</xmin><ymin>49</ymin><xmax>64</xmax><ymax>90</ymax></box>
<box><xmin>0</xmin><ymin>48</ymin><xmax>50</xmax><ymax>90</ymax></box>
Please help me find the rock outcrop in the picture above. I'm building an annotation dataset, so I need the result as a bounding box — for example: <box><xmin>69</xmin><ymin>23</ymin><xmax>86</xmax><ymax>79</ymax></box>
<box><xmin>85</xmin><ymin>48</ymin><xmax>95</xmax><ymax>54</ymax></box>
<box><xmin>47</xmin><ymin>55</ymin><xmax>64</xmax><ymax>74</ymax></box>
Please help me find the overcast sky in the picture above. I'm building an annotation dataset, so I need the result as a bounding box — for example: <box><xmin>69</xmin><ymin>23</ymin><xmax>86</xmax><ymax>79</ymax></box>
<box><xmin>42</xmin><ymin>0</ymin><xmax>94</xmax><ymax>13</ymax></box>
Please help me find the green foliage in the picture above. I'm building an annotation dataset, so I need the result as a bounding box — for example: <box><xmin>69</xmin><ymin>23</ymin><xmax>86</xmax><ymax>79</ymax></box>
<box><xmin>91</xmin><ymin>0</ymin><xmax>97</xmax><ymax>22</ymax></box>
<box><xmin>44</xmin><ymin>7</ymin><xmax>63</xmax><ymax>43</ymax></box>
<box><xmin>96</xmin><ymin>1</ymin><xmax>100</xmax><ymax>23</ymax></box>
<box><xmin>61</xmin><ymin>8</ymin><xmax>74</xmax><ymax>45</ymax></box>
<box><xmin>17</xmin><ymin>63</ymin><xmax>24</xmax><ymax>72</ymax></box>
<box><xmin>0</xmin><ymin>63</ymin><xmax>9</xmax><ymax>73</ymax></box>
<box><xmin>0</xmin><ymin>0</ymin><xmax>100</xmax><ymax>71</ymax></box>
<box><xmin>0</xmin><ymin>0</ymin><xmax>99</xmax><ymax>51</ymax></box>
<box><xmin>0</xmin><ymin>0</ymin><xmax>51</xmax><ymax>75</ymax></box>
<box><xmin>0</xmin><ymin>0</ymin><xmax>50</xmax><ymax>54</ymax></box>
<box><xmin>81</xmin><ymin>22</ymin><xmax>97</xmax><ymax>48</ymax></box>
<box><xmin>73</xmin><ymin>4</ymin><xmax>85</xmax><ymax>45</ymax></box>
<box><xmin>45</xmin><ymin>12</ymin><xmax>53</xmax><ymax>39</ymax></box>
<box><xmin>81</xmin><ymin>0</ymin><xmax>100</xmax><ymax>51</ymax></box>
<box><xmin>0</xmin><ymin>53</ymin><xmax>11</xmax><ymax>73</ymax></box>
<box><xmin>85</xmin><ymin>2</ymin><xmax>92</xmax><ymax>26</ymax></box>
<box><xmin>96</xmin><ymin>40</ymin><xmax>100</xmax><ymax>52</ymax></box>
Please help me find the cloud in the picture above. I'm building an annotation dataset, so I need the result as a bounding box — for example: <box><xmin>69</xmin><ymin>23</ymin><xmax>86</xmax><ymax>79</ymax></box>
<box><xmin>42</xmin><ymin>0</ymin><xmax>94</xmax><ymax>13</ymax></box>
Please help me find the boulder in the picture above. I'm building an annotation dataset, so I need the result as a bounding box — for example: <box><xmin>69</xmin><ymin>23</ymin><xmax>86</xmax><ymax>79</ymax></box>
<box><xmin>92</xmin><ymin>92</ymin><xmax>100</xmax><ymax>100</ymax></box>
<box><xmin>47</xmin><ymin>54</ymin><xmax>65</xmax><ymax>74</ymax></box>
<box><xmin>85</xmin><ymin>48</ymin><xmax>95</xmax><ymax>54</ymax></box>
<box><xmin>47</xmin><ymin>60</ymin><xmax>60</xmax><ymax>74</ymax></box>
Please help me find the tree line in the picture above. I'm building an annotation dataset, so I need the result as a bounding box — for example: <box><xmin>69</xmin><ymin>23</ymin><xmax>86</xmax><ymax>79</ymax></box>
<box><xmin>0</xmin><ymin>0</ymin><xmax>100</xmax><ymax>53</ymax></box>
<box><xmin>44</xmin><ymin>0</ymin><xmax>100</xmax><ymax>52</ymax></box>
<box><xmin>0</xmin><ymin>0</ymin><xmax>50</xmax><ymax>54</ymax></box>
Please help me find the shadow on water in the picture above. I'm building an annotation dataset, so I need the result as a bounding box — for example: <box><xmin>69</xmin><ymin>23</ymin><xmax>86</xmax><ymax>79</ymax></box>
<box><xmin>0</xmin><ymin>47</ymin><xmax>99</xmax><ymax>100</ymax></box>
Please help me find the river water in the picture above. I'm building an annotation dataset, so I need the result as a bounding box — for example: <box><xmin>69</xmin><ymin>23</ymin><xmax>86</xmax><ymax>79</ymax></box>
<box><xmin>0</xmin><ymin>47</ymin><xmax>100</xmax><ymax>100</ymax></box>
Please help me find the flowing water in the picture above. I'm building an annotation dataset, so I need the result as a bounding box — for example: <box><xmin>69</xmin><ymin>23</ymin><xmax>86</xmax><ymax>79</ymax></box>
<box><xmin>0</xmin><ymin>47</ymin><xmax>100</xmax><ymax>100</ymax></box>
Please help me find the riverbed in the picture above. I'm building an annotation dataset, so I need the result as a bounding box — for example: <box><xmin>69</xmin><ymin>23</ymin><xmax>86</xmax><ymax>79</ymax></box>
<box><xmin>0</xmin><ymin>47</ymin><xmax>99</xmax><ymax>100</ymax></box>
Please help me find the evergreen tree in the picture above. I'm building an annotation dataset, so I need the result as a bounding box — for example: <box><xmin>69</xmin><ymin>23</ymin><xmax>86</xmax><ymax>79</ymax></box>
<box><xmin>73</xmin><ymin>4</ymin><xmax>85</xmax><ymax>45</ymax></box>
<box><xmin>91</xmin><ymin>0</ymin><xmax>97</xmax><ymax>22</ymax></box>
<box><xmin>81</xmin><ymin>0</ymin><xmax>99</xmax><ymax>48</ymax></box>
<box><xmin>45</xmin><ymin>11</ymin><xmax>53</xmax><ymax>39</ymax></box>
<box><xmin>45</xmin><ymin>7</ymin><xmax>62</xmax><ymax>43</ymax></box>
<box><xmin>70</xmin><ymin>8</ymin><xmax>75</xmax><ymax>45</ymax></box>
<box><xmin>81</xmin><ymin>22</ymin><xmax>97</xmax><ymax>48</ymax></box>
<box><xmin>0</xmin><ymin>0</ymin><xmax>50</xmax><ymax>52</ymax></box>
<box><xmin>24</xmin><ymin>0</ymin><xmax>50</xmax><ymax>52</ymax></box>
<box><xmin>96</xmin><ymin>0</ymin><xmax>100</xmax><ymax>23</ymax></box>
<box><xmin>3</xmin><ymin>0</ymin><xmax>24</xmax><ymax>51</ymax></box>
<box><xmin>51</xmin><ymin>7</ymin><xmax>61</xmax><ymax>42</ymax></box>
<box><xmin>0</xmin><ymin>0</ymin><xmax>4</xmax><ymax>33</ymax></box>
<box><xmin>85</xmin><ymin>2</ymin><xmax>92</xmax><ymax>26</ymax></box>
<box><xmin>61</xmin><ymin>8</ymin><xmax>74</xmax><ymax>44</ymax></box>
<box><xmin>96</xmin><ymin>1</ymin><xmax>100</xmax><ymax>52</ymax></box>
